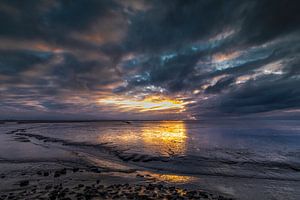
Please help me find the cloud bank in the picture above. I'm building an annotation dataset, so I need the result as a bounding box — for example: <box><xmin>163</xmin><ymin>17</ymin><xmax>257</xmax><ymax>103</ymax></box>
<box><xmin>0</xmin><ymin>0</ymin><xmax>299</xmax><ymax>119</ymax></box>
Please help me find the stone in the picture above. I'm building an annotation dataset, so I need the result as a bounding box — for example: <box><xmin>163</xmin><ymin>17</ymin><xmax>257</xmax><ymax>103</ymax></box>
<box><xmin>72</xmin><ymin>167</ymin><xmax>79</xmax><ymax>172</ymax></box>
<box><xmin>19</xmin><ymin>180</ymin><xmax>29</xmax><ymax>187</ymax></box>
<box><xmin>43</xmin><ymin>172</ymin><xmax>49</xmax><ymax>176</ymax></box>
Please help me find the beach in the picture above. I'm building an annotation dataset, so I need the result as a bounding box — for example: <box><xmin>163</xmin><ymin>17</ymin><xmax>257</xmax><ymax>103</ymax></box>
<box><xmin>0</xmin><ymin>121</ymin><xmax>299</xmax><ymax>199</ymax></box>
<box><xmin>0</xmin><ymin>162</ymin><xmax>231</xmax><ymax>200</ymax></box>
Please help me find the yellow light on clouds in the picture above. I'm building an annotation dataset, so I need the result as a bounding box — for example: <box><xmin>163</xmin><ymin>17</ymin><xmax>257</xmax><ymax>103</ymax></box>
<box><xmin>99</xmin><ymin>96</ymin><xmax>186</xmax><ymax>112</ymax></box>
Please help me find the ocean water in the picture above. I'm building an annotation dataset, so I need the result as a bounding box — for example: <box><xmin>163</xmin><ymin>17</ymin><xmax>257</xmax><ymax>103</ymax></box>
<box><xmin>1</xmin><ymin>120</ymin><xmax>300</xmax><ymax>199</ymax></box>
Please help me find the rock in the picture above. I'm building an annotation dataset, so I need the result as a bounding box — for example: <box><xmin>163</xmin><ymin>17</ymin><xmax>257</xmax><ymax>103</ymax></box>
<box><xmin>13</xmin><ymin>182</ymin><xmax>231</xmax><ymax>200</ymax></box>
<box><xmin>42</xmin><ymin>171</ymin><xmax>49</xmax><ymax>176</ymax></box>
<box><xmin>54</xmin><ymin>171</ymin><xmax>60</xmax><ymax>178</ymax></box>
<box><xmin>138</xmin><ymin>194</ymin><xmax>149</xmax><ymax>199</ymax></box>
<box><xmin>54</xmin><ymin>168</ymin><xmax>67</xmax><ymax>177</ymax></box>
<box><xmin>83</xmin><ymin>193</ymin><xmax>92</xmax><ymax>199</ymax></box>
<box><xmin>45</xmin><ymin>185</ymin><xmax>52</xmax><ymax>190</ymax></box>
<box><xmin>19</xmin><ymin>180</ymin><xmax>29</xmax><ymax>187</ymax></box>
<box><xmin>72</xmin><ymin>167</ymin><xmax>79</xmax><ymax>172</ymax></box>
<box><xmin>112</xmin><ymin>194</ymin><xmax>120</xmax><ymax>199</ymax></box>
<box><xmin>61</xmin><ymin>168</ymin><xmax>67</xmax><ymax>175</ymax></box>
<box><xmin>58</xmin><ymin>191</ymin><xmax>66</xmax><ymax>198</ymax></box>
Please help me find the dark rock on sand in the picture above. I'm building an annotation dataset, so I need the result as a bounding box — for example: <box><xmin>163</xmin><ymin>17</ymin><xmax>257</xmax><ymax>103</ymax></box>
<box><xmin>72</xmin><ymin>167</ymin><xmax>79</xmax><ymax>172</ymax></box>
<box><xmin>6</xmin><ymin>180</ymin><xmax>234</xmax><ymax>200</ymax></box>
<box><xmin>54</xmin><ymin>171</ymin><xmax>60</xmax><ymax>178</ymax></box>
<box><xmin>43</xmin><ymin>171</ymin><xmax>49</xmax><ymax>176</ymax></box>
<box><xmin>54</xmin><ymin>168</ymin><xmax>67</xmax><ymax>177</ymax></box>
<box><xmin>45</xmin><ymin>185</ymin><xmax>52</xmax><ymax>190</ymax></box>
<box><xmin>19</xmin><ymin>180</ymin><xmax>29</xmax><ymax>187</ymax></box>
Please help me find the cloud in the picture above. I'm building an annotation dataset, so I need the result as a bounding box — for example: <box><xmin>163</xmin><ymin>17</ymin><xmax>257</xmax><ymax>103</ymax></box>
<box><xmin>237</xmin><ymin>0</ymin><xmax>300</xmax><ymax>46</ymax></box>
<box><xmin>0</xmin><ymin>0</ymin><xmax>299</xmax><ymax>119</ymax></box>
<box><xmin>124</xmin><ymin>0</ymin><xmax>243</xmax><ymax>52</ymax></box>
<box><xmin>217</xmin><ymin>77</ymin><xmax>300</xmax><ymax>114</ymax></box>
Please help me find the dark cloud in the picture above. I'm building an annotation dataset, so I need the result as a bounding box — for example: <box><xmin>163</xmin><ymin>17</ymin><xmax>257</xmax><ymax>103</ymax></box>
<box><xmin>125</xmin><ymin>0</ymin><xmax>243</xmax><ymax>52</ymax></box>
<box><xmin>0</xmin><ymin>50</ymin><xmax>53</xmax><ymax>75</ymax></box>
<box><xmin>238</xmin><ymin>0</ymin><xmax>300</xmax><ymax>45</ymax></box>
<box><xmin>0</xmin><ymin>0</ymin><xmax>117</xmax><ymax>37</ymax></box>
<box><xmin>0</xmin><ymin>0</ymin><xmax>299</xmax><ymax>119</ymax></box>
<box><xmin>204</xmin><ymin>76</ymin><xmax>235</xmax><ymax>94</ymax></box>
<box><xmin>217</xmin><ymin>77</ymin><xmax>300</xmax><ymax>114</ymax></box>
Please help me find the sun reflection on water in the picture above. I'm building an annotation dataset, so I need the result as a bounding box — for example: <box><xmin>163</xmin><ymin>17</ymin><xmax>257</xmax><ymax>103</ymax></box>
<box><xmin>98</xmin><ymin>121</ymin><xmax>188</xmax><ymax>157</ymax></box>
<box><xmin>150</xmin><ymin>173</ymin><xmax>194</xmax><ymax>183</ymax></box>
<box><xmin>141</xmin><ymin>121</ymin><xmax>187</xmax><ymax>156</ymax></box>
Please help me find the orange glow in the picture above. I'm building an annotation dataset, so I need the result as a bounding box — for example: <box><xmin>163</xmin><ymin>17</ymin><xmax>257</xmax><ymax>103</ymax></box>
<box><xmin>96</xmin><ymin>121</ymin><xmax>188</xmax><ymax>157</ymax></box>
<box><xmin>141</xmin><ymin>121</ymin><xmax>187</xmax><ymax>156</ymax></box>
<box><xmin>147</xmin><ymin>173</ymin><xmax>194</xmax><ymax>183</ymax></box>
<box><xmin>98</xmin><ymin>96</ymin><xmax>186</xmax><ymax>112</ymax></box>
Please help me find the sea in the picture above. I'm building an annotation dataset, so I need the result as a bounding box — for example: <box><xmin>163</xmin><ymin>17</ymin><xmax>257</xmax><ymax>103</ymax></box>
<box><xmin>0</xmin><ymin>120</ymin><xmax>299</xmax><ymax>199</ymax></box>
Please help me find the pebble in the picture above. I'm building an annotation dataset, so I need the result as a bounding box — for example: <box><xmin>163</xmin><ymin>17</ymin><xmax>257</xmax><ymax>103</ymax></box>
<box><xmin>72</xmin><ymin>167</ymin><xmax>79</xmax><ymax>172</ymax></box>
<box><xmin>54</xmin><ymin>168</ymin><xmax>67</xmax><ymax>177</ymax></box>
<box><xmin>45</xmin><ymin>185</ymin><xmax>52</xmax><ymax>190</ymax></box>
<box><xmin>4</xmin><ymin>182</ymin><xmax>234</xmax><ymax>200</ymax></box>
<box><xmin>43</xmin><ymin>171</ymin><xmax>49</xmax><ymax>176</ymax></box>
<box><xmin>19</xmin><ymin>180</ymin><xmax>29</xmax><ymax>187</ymax></box>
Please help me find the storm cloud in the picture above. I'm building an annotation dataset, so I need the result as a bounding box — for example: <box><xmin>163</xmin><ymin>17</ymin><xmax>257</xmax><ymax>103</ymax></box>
<box><xmin>0</xmin><ymin>0</ymin><xmax>299</xmax><ymax>119</ymax></box>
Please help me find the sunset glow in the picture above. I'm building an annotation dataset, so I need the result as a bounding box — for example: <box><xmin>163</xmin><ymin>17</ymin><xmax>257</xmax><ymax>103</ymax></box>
<box><xmin>146</xmin><ymin>173</ymin><xmax>194</xmax><ymax>183</ymax></box>
<box><xmin>97</xmin><ymin>121</ymin><xmax>187</xmax><ymax>156</ymax></box>
<box><xmin>98</xmin><ymin>96</ymin><xmax>186</xmax><ymax>112</ymax></box>
<box><xmin>141</xmin><ymin>121</ymin><xmax>187</xmax><ymax>156</ymax></box>
<box><xmin>0</xmin><ymin>1</ymin><xmax>299</xmax><ymax>199</ymax></box>
<box><xmin>0</xmin><ymin>0</ymin><xmax>298</xmax><ymax>120</ymax></box>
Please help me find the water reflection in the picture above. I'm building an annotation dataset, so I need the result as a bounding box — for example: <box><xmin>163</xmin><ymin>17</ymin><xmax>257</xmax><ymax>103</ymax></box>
<box><xmin>98</xmin><ymin>121</ymin><xmax>188</xmax><ymax>157</ymax></box>
<box><xmin>149</xmin><ymin>173</ymin><xmax>194</xmax><ymax>183</ymax></box>
<box><xmin>141</xmin><ymin>121</ymin><xmax>187</xmax><ymax>156</ymax></box>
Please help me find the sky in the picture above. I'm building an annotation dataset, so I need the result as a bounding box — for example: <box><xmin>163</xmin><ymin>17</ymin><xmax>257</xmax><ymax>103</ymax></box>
<box><xmin>0</xmin><ymin>0</ymin><xmax>300</xmax><ymax>120</ymax></box>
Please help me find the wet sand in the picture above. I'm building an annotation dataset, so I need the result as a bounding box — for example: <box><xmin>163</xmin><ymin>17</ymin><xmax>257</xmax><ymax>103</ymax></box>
<box><xmin>0</xmin><ymin>162</ymin><xmax>233</xmax><ymax>200</ymax></box>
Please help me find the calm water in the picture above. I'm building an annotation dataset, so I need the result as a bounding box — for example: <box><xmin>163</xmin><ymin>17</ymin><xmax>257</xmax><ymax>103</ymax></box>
<box><xmin>1</xmin><ymin>120</ymin><xmax>300</xmax><ymax>199</ymax></box>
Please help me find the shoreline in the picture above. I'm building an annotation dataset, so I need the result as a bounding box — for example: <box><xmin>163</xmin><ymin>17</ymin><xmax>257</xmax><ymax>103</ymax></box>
<box><xmin>0</xmin><ymin>126</ymin><xmax>234</xmax><ymax>199</ymax></box>
<box><xmin>0</xmin><ymin>161</ymin><xmax>233</xmax><ymax>200</ymax></box>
